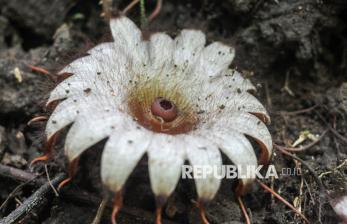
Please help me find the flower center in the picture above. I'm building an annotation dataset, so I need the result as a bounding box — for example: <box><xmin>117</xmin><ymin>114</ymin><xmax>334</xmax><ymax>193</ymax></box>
<box><xmin>127</xmin><ymin>78</ymin><xmax>198</xmax><ymax>135</ymax></box>
<box><xmin>151</xmin><ymin>97</ymin><xmax>178</xmax><ymax>122</ymax></box>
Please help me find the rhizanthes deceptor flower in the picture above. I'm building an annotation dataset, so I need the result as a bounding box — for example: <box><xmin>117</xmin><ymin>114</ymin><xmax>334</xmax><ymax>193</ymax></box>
<box><xmin>45</xmin><ymin>16</ymin><xmax>272</xmax><ymax>222</ymax></box>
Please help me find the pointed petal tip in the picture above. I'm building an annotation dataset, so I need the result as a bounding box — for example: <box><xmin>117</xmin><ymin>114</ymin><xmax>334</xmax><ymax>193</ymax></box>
<box><xmin>155</xmin><ymin>195</ymin><xmax>168</xmax><ymax>207</ymax></box>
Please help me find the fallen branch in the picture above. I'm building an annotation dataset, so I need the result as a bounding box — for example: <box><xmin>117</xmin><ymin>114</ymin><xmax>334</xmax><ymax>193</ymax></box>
<box><xmin>0</xmin><ymin>179</ymin><xmax>33</xmax><ymax>212</ymax></box>
<box><xmin>0</xmin><ymin>165</ymin><xmax>179</xmax><ymax>224</ymax></box>
<box><xmin>0</xmin><ymin>173</ymin><xmax>65</xmax><ymax>224</ymax></box>
<box><xmin>0</xmin><ymin>164</ymin><xmax>44</xmax><ymax>184</ymax></box>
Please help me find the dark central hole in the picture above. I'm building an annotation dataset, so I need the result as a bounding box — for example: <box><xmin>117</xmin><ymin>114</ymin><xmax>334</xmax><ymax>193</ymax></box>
<box><xmin>159</xmin><ymin>99</ymin><xmax>173</xmax><ymax>110</ymax></box>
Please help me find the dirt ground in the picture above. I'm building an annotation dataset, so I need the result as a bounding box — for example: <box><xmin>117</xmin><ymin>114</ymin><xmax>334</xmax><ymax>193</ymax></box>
<box><xmin>0</xmin><ymin>0</ymin><xmax>346</xmax><ymax>223</ymax></box>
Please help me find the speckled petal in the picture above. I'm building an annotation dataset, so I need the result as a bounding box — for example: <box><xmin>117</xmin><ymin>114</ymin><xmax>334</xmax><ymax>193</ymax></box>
<box><xmin>87</xmin><ymin>42</ymin><xmax>114</xmax><ymax>54</ymax></box>
<box><xmin>193</xmin><ymin>42</ymin><xmax>235</xmax><ymax>78</ymax></box>
<box><xmin>198</xmin><ymin>89</ymin><xmax>269</xmax><ymax>124</ymax></box>
<box><xmin>213</xmin><ymin>111</ymin><xmax>272</xmax><ymax>164</ymax></box>
<box><xmin>110</xmin><ymin>16</ymin><xmax>148</xmax><ymax>73</ymax></box>
<box><xmin>64</xmin><ymin>108</ymin><xmax>124</xmax><ymax>162</ymax></box>
<box><xmin>148</xmin><ymin>33</ymin><xmax>174</xmax><ymax>72</ymax></box>
<box><xmin>201</xmin><ymin>69</ymin><xmax>256</xmax><ymax>95</ymax></box>
<box><xmin>148</xmin><ymin>134</ymin><xmax>185</xmax><ymax>197</ymax></box>
<box><xmin>174</xmin><ymin>30</ymin><xmax>206</xmax><ymax>74</ymax></box>
<box><xmin>46</xmin><ymin>96</ymin><xmax>86</xmax><ymax>139</ymax></box>
<box><xmin>47</xmin><ymin>76</ymin><xmax>115</xmax><ymax>105</ymax></box>
<box><xmin>184</xmin><ymin>135</ymin><xmax>222</xmax><ymax>201</ymax></box>
<box><xmin>200</xmin><ymin>129</ymin><xmax>257</xmax><ymax>195</ymax></box>
<box><xmin>101</xmin><ymin>128</ymin><xmax>152</xmax><ymax>192</ymax></box>
<box><xmin>58</xmin><ymin>43</ymin><xmax>128</xmax><ymax>78</ymax></box>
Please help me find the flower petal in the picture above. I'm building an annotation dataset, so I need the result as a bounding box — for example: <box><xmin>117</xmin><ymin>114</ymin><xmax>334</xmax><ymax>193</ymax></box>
<box><xmin>64</xmin><ymin>108</ymin><xmax>125</xmax><ymax>162</ymax></box>
<box><xmin>174</xmin><ymin>30</ymin><xmax>206</xmax><ymax>74</ymax></box>
<box><xmin>101</xmin><ymin>128</ymin><xmax>152</xmax><ymax>192</ymax></box>
<box><xmin>47</xmin><ymin>73</ymin><xmax>126</xmax><ymax>105</ymax></box>
<box><xmin>86</xmin><ymin>42</ymin><xmax>114</xmax><ymax>55</ymax></box>
<box><xmin>200</xmin><ymin>129</ymin><xmax>257</xmax><ymax>195</ymax></box>
<box><xmin>45</xmin><ymin>96</ymin><xmax>83</xmax><ymax>139</ymax></box>
<box><xmin>48</xmin><ymin>76</ymin><xmax>104</xmax><ymax>104</ymax></box>
<box><xmin>331</xmin><ymin>194</ymin><xmax>347</xmax><ymax>223</ymax></box>
<box><xmin>184</xmin><ymin>135</ymin><xmax>222</xmax><ymax>201</ymax></box>
<box><xmin>198</xmin><ymin>87</ymin><xmax>270</xmax><ymax>124</ymax></box>
<box><xmin>225</xmin><ymin>69</ymin><xmax>256</xmax><ymax>92</ymax></box>
<box><xmin>193</xmin><ymin>42</ymin><xmax>235</xmax><ymax>78</ymax></box>
<box><xmin>148</xmin><ymin>33</ymin><xmax>174</xmax><ymax>72</ymax></box>
<box><xmin>56</xmin><ymin>48</ymin><xmax>129</xmax><ymax>91</ymax></box>
<box><xmin>110</xmin><ymin>16</ymin><xmax>148</xmax><ymax>73</ymax></box>
<box><xmin>147</xmin><ymin>134</ymin><xmax>185</xmax><ymax>197</ymax></box>
<box><xmin>212</xmin><ymin>112</ymin><xmax>272</xmax><ymax>165</ymax></box>
<box><xmin>201</xmin><ymin>69</ymin><xmax>256</xmax><ymax>94</ymax></box>
<box><xmin>226</xmin><ymin>92</ymin><xmax>269</xmax><ymax>123</ymax></box>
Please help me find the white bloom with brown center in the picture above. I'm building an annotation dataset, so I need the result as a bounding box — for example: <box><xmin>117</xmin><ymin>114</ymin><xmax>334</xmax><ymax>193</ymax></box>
<box><xmin>45</xmin><ymin>16</ymin><xmax>272</xmax><ymax>213</ymax></box>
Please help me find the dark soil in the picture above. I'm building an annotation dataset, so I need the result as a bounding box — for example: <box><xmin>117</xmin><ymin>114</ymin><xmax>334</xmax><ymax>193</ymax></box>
<box><xmin>0</xmin><ymin>0</ymin><xmax>346</xmax><ymax>223</ymax></box>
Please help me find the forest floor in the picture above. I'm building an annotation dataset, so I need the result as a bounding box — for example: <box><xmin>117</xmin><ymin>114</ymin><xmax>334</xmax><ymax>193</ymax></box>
<box><xmin>0</xmin><ymin>0</ymin><xmax>346</xmax><ymax>223</ymax></box>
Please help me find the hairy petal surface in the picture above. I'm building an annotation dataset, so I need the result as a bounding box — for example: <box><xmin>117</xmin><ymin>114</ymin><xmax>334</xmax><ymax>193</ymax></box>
<box><xmin>201</xmin><ymin>130</ymin><xmax>257</xmax><ymax>195</ymax></box>
<box><xmin>101</xmin><ymin>128</ymin><xmax>152</xmax><ymax>192</ymax></box>
<box><xmin>148</xmin><ymin>33</ymin><xmax>174</xmax><ymax>73</ymax></box>
<box><xmin>46</xmin><ymin>96</ymin><xmax>88</xmax><ymax>139</ymax></box>
<box><xmin>173</xmin><ymin>30</ymin><xmax>206</xmax><ymax>77</ymax></box>
<box><xmin>64</xmin><ymin>106</ymin><xmax>125</xmax><ymax>161</ymax></box>
<box><xmin>110</xmin><ymin>16</ymin><xmax>149</xmax><ymax>74</ymax></box>
<box><xmin>184</xmin><ymin>135</ymin><xmax>222</xmax><ymax>201</ymax></box>
<box><xmin>211</xmin><ymin>111</ymin><xmax>273</xmax><ymax>164</ymax></box>
<box><xmin>148</xmin><ymin>134</ymin><xmax>185</xmax><ymax>197</ymax></box>
<box><xmin>193</xmin><ymin>42</ymin><xmax>235</xmax><ymax>78</ymax></box>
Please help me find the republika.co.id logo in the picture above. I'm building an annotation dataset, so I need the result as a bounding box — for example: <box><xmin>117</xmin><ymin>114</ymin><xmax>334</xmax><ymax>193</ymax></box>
<box><xmin>181</xmin><ymin>165</ymin><xmax>301</xmax><ymax>179</ymax></box>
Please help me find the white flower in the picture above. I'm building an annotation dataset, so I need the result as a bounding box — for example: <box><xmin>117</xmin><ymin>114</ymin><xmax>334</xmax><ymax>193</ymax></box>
<box><xmin>45</xmin><ymin>16</ymin><xmax>272</xmax><ymax>218</ymax></box>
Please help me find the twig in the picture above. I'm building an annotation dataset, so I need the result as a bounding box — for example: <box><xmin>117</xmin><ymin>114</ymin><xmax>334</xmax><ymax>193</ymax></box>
<box><xmin>148</xmin><ymin>0</ymin><xmax>162</xmax><ymax>22</ymax></box>
<box><xmin>282</xmin><ymin>72</ymin><xmax>295</xmax><ymax>96</ymax></box>
<box><xmin>274</xmin><ymin>145</ymin><xmax>325</xmax><ymax>191</ymax></box>
<box><xmin>315</xmin><ymin>111</ymin><xmax>347</xmax><ymax>145</ymax></box>
<box><xmin>0</xmin><ymin>164</ymin><xmax>43</xmax><ymax>184</ymax></box>
<box><xmin>44</xmin><ymin>164</ymin><xmax>59</xmax><ymax>197</ymax></box>
<box><xmin>237</xmin><ymin>197</ymin><xmax>251</xmax><ymax>224</ymax></box>
<box><xmin>91</xmin><ymin>196</ymin><xmax>109</xmax><ymax>224</ymax></box>
<box><xmin>273</xmin><ymin>129</ymin><xmax>328</xmax><ymax>152</ymax></box>
<box><xmin>0</xmin><ymin>178</ymin><xmax>36</xmax><ymax>212</ymax></box>
<box><xmin>256</xmin><ymin>179</ymin><xmax>310</xmax><ymax>224</ymax></box>
<box><xmin>0</xmin><ymin>173</ymin><xmax>65</xmax><ymax>224</ymax></box>
<box><xmin>273</xmin><ymin>104</ymin><xmax>318</xmax><ymax>116</ymax></box>
<box><xmin>122</xmin><ymin>0</ymin><xmax>140</xmax><ymax>15</ymax></box>
<box><xmin>26</xmin><ymin>64</ymin><xmax>56</xmax><ymax>82</ymax></box>
<box><xmin>328</xmin><ymin>126</ymin><xmax>347</xmax><ymax>145</ymax></box>
<box><xmin>318</xmin><ymin>159</ymin><xmax>347</xmax><ymax>178</ymax></box>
